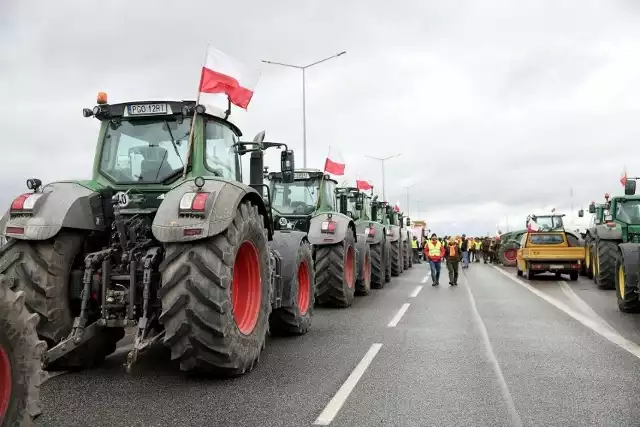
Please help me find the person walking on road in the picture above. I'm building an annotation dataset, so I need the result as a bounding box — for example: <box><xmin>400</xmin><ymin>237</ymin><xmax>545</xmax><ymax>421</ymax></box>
<box><xmin>425</xmin><ymin>233</ymin><xmax>445</xmax><ymax>286</ymax></box>
<box><xmin>445</xmin><ymin>236</ymin><xmax>462</xmax><ymax>285</ymax></box>
<box><xmin>469</xmin><ymin>237</ymin><xmax>476</xmax><ymax>263</ymax></box>
<box><xmin>482</xmin><ymin>237</ymin><xmax>491</xmax><ymax>263</ymax></box>
<box><xmin>411</xmin><ymin>236</ymin><xmax>420</xmax><ymax>263</ymax></box>
<box><xmin>461</xmin><ymin>234</ymin><xmax>470</xmax><ymax>269</ymax></box>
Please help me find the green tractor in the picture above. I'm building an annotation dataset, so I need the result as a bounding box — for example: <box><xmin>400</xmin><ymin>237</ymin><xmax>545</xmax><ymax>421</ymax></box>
<box><xmin>578</xmin><ymin>201</ymin><xmax>605</xmax><ymax>279</ymax></box>
<box><xmin>498</xmin><ymin>229</ymin><xmax>527</xmax><ymax>267</ymax></box>
<box><xmin>384</xmin><ymin>205</ymin><xmax>405</xmax><ymax>277</ymax></box>
<box><xmin>0</xmin><ymin>95</ymin><xmax>316</xmax><ymax>399</ymax></box>
<box><xmin>266</xmin><ymin>170</ymin><xmax>362</xmax><ymax>307</ymax></box>
<box><xmin>583</xmin><ymin>189</ymin><xmax>640</xmax><ymax>290</ymax></box>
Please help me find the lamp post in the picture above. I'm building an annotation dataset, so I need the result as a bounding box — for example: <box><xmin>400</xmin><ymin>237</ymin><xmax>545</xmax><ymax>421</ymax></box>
<box><xmin>365</xmin><ymin>153</ymin><xmax>401</xmax><ymax>201</ymax></box>
<box><xmin>262</xmin><ymin>51</ymin><xmax>347</xmax><ymax>168</ymax></box>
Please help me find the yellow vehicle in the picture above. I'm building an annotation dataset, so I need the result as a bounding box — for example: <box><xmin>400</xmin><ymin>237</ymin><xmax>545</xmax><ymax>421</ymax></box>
<box><xmin>515</xmin><ymin>231</ymin><xmax>585</xmax><ymax>281</ymax></box>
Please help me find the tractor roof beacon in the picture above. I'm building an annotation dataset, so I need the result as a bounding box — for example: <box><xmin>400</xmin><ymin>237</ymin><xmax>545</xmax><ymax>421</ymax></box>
<box><xmin>0</xmin><ymin>95</ymin><xmax>315</xmax><ymax>380</ymax></box>
<box><xmin>267</xmin><ymin>170</ymin><xmax>362</xmax><ymax>308</ymax></box>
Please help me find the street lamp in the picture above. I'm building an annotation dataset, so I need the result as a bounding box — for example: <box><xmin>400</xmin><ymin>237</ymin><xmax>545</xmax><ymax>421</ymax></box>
<box><xmin>365</xmin><ymin>153</ymin><xmax>402</xmax><ymax>201</ymax></box>
<box><xmin>262</xmin><ymin>51</ymin><xmax>347</xmax><ymax>168</ymax></box>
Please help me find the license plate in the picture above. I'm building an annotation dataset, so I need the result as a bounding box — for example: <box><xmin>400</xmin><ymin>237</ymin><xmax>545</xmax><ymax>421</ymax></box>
<box><xmin>127</xmin><ymin>103</ymin><xmax>170</xmax><ymax>116</ymax></box>
<box><xmin>549</xmin><ymin>264</ymin><xmax>564</xmax><ymax>269</ymax></box>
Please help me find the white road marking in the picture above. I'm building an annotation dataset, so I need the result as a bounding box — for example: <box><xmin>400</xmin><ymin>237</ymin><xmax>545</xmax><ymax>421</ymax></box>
<box><xmin>314</xmin><ymin>343</ymin><xmax>383</xmax><ymax>426</ymax></box>
<box><xmin>387</xmin><ymin>303</ymin><xmax>411</xmax><ymax>327</ymax></box>
<box><xmin>558</xmin><ymin>280</ymin><xmax>617</xmax><ymax>332</ymax></box>
<box><xmin>421</xmin><ymin>275</ymin><xmax>430</xmax><ymax>283</ymax></box>
<box><xmin>461</xmin><ymin>275</ymin><xmax>524</xmax><ymax>427</ymax></box>
<box><xmin>492</xmin><ymin>266</ymin><xmax>640</xmax><ymax>359</ymax></box>
<box><xmin>409</xmin><ymin>286</ymin><xmax>423</xmax><ymax>298</ymax></box>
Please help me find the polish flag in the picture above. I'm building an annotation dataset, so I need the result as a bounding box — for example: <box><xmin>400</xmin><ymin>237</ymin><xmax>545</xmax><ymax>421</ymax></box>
<box><xmin>621</xmin><ymin>167</ymin><xmax>628</xmax><ymax>187</ymax></box>
<box><xmin>324</xmin><ymin>148</ymin><xmax>345</xmax><ymax>176</ymax></box>
<box><xmin>199</xmin><ymin>47</ymin><xmax>261</xmax><ymax>110</ymax></box>
<box><xmin>393</xmin><ymin>202</ymin><xmax>401</xmax><ymax>213</ymax></box>
<box><xmin>356</xmin><ymin>179</ymin><xmax>373</xmax><ymax>191</ymax></box>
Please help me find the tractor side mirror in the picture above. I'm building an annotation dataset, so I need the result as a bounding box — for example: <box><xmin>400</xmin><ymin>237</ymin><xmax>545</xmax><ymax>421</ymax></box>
<box><xmin>253</xmin><ymin>130</ymin><xmax>266</xmax><ymax>143</ymax></box>
<box><xmin>588</xmin><ymin>203</ymin><xmax>596</xmax><ymax>214</ymax></box>
<box><xmin>280</xmin><ymin>150</ymin><xmax>295</xmax><ymax>183</ymax></box>
<box><xmin>625</xmin><ymin>179</ymin><xmax>637</xmax><ymax>196</ymax></box>
<box><xmin>355</xmin><ymin>194</ymin><xmax>363</xmax><ymax>210</ymax></box>
<box><xmin>406</xmin><ymin>217</ymin><xmax>411</xmax><ymax>226</ymax></box>
<box><xmin>578</xmin><ymin>209</ymin><xmax>584</xmax><ymax>218</ymax></box>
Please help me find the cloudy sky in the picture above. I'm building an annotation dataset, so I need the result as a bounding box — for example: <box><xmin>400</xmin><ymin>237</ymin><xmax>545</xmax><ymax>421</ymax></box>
<box><xmin>2</xmin><ymin>0</ymin><xmax>640</xmax><ymax>235</ymax></box>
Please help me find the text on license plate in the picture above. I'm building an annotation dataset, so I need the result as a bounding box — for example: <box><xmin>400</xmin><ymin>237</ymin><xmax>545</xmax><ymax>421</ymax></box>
<box><xmin>128</xmin><ymin>103</ymin><xmax>169</xmax><ymax>115</ymax></box>
<box><xmin>549</xmin><ymin>264</ymin><xmax>564</xmax><ymax>269</ymax></box>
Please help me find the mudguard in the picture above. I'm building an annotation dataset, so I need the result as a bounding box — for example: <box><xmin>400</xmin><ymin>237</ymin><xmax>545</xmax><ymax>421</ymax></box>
<box><xmin>269</xmin><ymin>230</ymin><xmax>308</xmax><ymax>307</ymax></box>
<box><xmin>618</xmin><ymin>243</ymin><xmax>640</xmax><ymax>290</ymax></box>
<box><xmin>307</xmin><ymin>212</ymin><xmax>355</xmax><ymax>246</ymax></box>
<box><xmin>387</xmin><ymin>225</ymin><xmax>401</xmax><ymax>243</ymax></box>
<box><xmin>594</xmin><ymin>224</ymin><xmax>623</xmax><ymax>241</ymax></box>
<box><xmin>0</xmin><ymin>182</ymin><xmax>104</xmax><ymax>241</ymax></box>
<box><xmin>355</xmin><ymin>221</ymin><xmax>385</xmax><ymax>245</ymax></box>
<box><xmin>152</xmin><ymin>178</ymin><xmax>268</xmax><ymax>243</ymax></box>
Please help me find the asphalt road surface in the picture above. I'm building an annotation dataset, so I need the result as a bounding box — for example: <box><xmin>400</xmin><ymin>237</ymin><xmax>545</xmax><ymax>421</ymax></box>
<box><xmin>37</xmin><ymin>262</ymin><xmax>640</xmax><ymax>427</ymax></box>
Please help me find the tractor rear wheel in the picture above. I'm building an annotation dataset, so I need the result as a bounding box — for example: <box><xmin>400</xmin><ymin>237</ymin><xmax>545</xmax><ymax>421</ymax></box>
<box><xmin>595</xmin><ymin>240</ymin><xmax>618</xmax><ymax>290</ymax></box>
<box><xmin>0</xmin><ymin>279</ymin><xmax>47</xmax><ymax>426</ymax></box>
<box><xmin>355</xmin><ymin>242</ymin><xmax>371</xmax><ymax>296</ymax></box>
<box><xmin>616</xmin><ymin>254</ymin><xmax>640</xmax><ymax>313</ymax></box>
<box><xmin>370</xmin><ymin>242</ymin><xmax>385</xmax><ymax>289</ymax></box>
<box><xmin>271</xmin><ymin>241</ymin><xmax>315</xmax><ymax>335</ymax></box>
<box><xmin>385</xmin><ymin>243</ymin><xmax>392</xmax><ymax>283</ymax></box>
<box><xmin>159</xmin><ymin>201</ymin><xmax>271</xmax><ymax>376</ymax></box>
<box><xmin>315</xmin><ymin>232</ymin><xmax>357</xmax><ymax>308</ymax></box>
<box><xmin>403</xmin><ymin>241</ymin><xmax>410</xmax><ymax>270</ymax></box>
<box><xmin>391</xmin><ymin>241</ymin><xmax>402</xmax><ymax>277</ymax></box>
<box><xmin>0</xmin><ymin>232</ymin><xmax>123</xmax><ymax>370</ymax></box>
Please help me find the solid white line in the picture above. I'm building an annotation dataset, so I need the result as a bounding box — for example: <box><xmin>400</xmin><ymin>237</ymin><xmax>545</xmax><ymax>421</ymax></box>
<box><xmin>421</xmin><ymin>275</ymin><xmax>430</xmax><ymax>283</ymax></box>
<box><xmin>558</xmin><ymin>281</ymin><xmax>617</xmax><ymax>332</ymax></box>
<box><xmin>409</xmin><ymin>286</ymin><xmax>423</xmax><ymax>298</ymax></box>
<box><xmin>387</xmin><ymin>303</ymin><xmax>411</xmax><ymax>327</ymax></box>
<box><xmin>314</xmin><ymin>343</ymin><xmax>383</xmax><ymax>425</ymax></box>
<box><xmin>461</xmin><ymin>275</ymin><xmax>524</xmax><ymax>427</ymax></box>
<box><xmin>492</xmin><ymin>266</ymin><xmax>640</xmax><ymax>359</ymax></box>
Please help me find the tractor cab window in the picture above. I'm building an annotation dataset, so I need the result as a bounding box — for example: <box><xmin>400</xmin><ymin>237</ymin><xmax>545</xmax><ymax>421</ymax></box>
<box><xmin>531</xmin><ymin>216</ymin><xmax>563</xmax><ymax>231</ymax></box>
<box><xmin>363</xmin><ymin>197</ymin><xmax>371</xmax><ymax>220</ymax></box>
<box><xmin>205</xmin><ymin>120</ymin><xmax>239</xmax><ymax>180</ymax></box>
<box><xmin>616</xmin><ymin>200</ymin><xmax>640</xmax><ymax>224</ymax></box>
<box><xmin>271</xmin><ymin>179</ymin><xmax>319</xmax><ymax>215</ymax></box>
<box><xmin>99</xmin><ymin>118</ymin><xmax>190</xmax><ymax>183</ymax></box>
<box><xmin>322</xmin><ymin>180</ymin><xmax>337</xmax><ymax>211</ymax></box>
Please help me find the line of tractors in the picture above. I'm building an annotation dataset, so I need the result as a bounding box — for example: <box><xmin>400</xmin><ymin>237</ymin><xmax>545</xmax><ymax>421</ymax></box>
<box><xmin>0</xmin><ymin>96</ymin><xmax>418</xmax><ymax>426</ymax></box>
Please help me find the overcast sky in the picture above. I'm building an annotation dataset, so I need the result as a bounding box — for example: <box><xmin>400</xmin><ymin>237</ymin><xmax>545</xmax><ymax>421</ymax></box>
<box><xmin>2</xmin><ymin>0</ymin><xmax>640</xmax><ymax>235</ymax></box>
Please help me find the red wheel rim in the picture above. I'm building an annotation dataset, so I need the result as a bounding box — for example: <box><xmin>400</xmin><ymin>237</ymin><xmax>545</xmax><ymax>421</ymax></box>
<box><xmin>505</xmin><ymin>249</ymin><xmax>517</xmax><ymax>261</ymax></box>
<box><xmin>364</xmin><ymin>254</ymin><xmax>371</xmax><ymax>285</ymax></box>
<box><xmin>0</xmin><ymin>346</ymin><xmax>11</xmax><ymax>419</ymax></box>
<box><xmin>297</xmin><ymin>261</ymin><xmax>310</xmax><ymax>315</ymax></box>
<box><xmin>231</xmin><ymin>241</ymin><xmax>262</xmax><ymax>335</ymax></box>
<box><xmin>345</xmin><ymin>246</ymin><xmax>355</xmax><ymax>288</ymax></box>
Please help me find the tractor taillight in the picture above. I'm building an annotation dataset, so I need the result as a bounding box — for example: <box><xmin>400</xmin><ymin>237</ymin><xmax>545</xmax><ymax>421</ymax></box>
<box><xmin>366</xmin><ymin>227</ymin><xmax>375</xmax><ymax>236</ymax></box>
<box><xmin>321</xmin><ymin>220</ymin><xmax>337</xmax><ymax>234</ymax></box>
<box><xmin>11</xmin><ymin>193</ymin><xmax>43</xmax><ymax>211</ymax></box>
<box><xmin>179</xmin><ymin>192</ymin><xmax>210</xmax><ymax>213</ymax></box>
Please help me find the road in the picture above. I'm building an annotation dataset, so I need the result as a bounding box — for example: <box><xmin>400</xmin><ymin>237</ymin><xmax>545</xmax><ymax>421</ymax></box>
<box><xmin>36</xmin><ymin>262</ymin><xmax>640</xmax><ymax>427</ymax></box>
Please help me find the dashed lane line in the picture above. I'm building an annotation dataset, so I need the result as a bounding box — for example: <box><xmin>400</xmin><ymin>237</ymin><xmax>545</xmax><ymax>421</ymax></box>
<box><xmin>492</xmin><ymin>265</ymin><xmax>640</xmax><ymax>360</ymax></box>
<box><xmin>409</xmin><ymin>286</ymin><xmax>423</xmax><ymax>298</ymax></box>
<box><xmin>461</xmin><ymin>273</ymin><xmax>524</xmax><ymax>427</ymax></box>
<box><xmin>314</xmin><ymin>343</ymin><xmax>383</xmax><ymax>426</ymax></box>
<box><xmin>420</xmin><ymin>275</ymin><xmax>430</xmax><ymax>284</ymax></box>
<box><xmin>387</xmin><ymin>303</ymin><xmax>410</xmax><ymax>327</ymax></box>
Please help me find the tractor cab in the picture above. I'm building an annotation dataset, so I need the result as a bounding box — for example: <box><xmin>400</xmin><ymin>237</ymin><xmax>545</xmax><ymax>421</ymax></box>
<box><xmin>595</xmin><ymin>187</ymin><xmax>640</xmax><ymax>242</ymax></box>
<box><xmin>267</xmin><ymin>169</ymin><xmax>336</xmax><ymax>232</ymax></box>
<box><xmin>526</xmin><ymin>214</ymin><xmax>565</xmax><ymax>232</ymax></box>
<box><xmin>335</xmin><ymin>187</ymin><xmax>367</xmax><ymax>221</ymax></box>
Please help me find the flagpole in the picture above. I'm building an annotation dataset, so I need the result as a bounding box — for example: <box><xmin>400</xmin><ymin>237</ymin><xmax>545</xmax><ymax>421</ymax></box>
<box><xmin>183</xmin><ymin>43</ymin><xmax>211</xmax><ymax>178</ymax></box>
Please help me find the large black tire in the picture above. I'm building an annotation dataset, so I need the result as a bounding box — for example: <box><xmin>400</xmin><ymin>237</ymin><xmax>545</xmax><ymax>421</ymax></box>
<box><xmin>615</xmin><ymin>251</ymin><xmax>640</xmax><ymax>313</ymax></box>
<box><xmin>408</xmin><ymin>242</ymin><xmax>413</xmax><ymax>268</ymax></box>
<box><xmin>355</xmin><ymin>241</ymin><xmax>371</xmax><ymax>296</ymax></box>
<box><xmin>581</xmin><ymin>235</ymin><xmax>592</xmax><ymax>277</ymax></box>
<box><xmin>271</xmin><ymin>241</ymin><xmax>315</xmax><ymax>335</ymax></box>
<box><xmin>403</xmin><ymin>241</ymin><xmax>410</xmax><ymax>270</ymax></box>
<box><xmin>595</xmin><ymin>240</ymin><xmax>618</xmax><ymax>290</ymax></box>
<box><xmin>370</xmin><ymin>242</ymin><xmax>385</xmax><ymax>289</ymax></box>
<box><xmin>0</xmin><ymin>279</ymin><xmax>47</xmax><ymax>427</ymax></box>
<box><xmin>391</xmin><ymin>241</ymin><xmax>402</xmax><ymax>277</ymax></box>
<box><xmin>159</xmin><ymin>201</ymin><xmax>271</xmax><ymax>376</ymax></box>
<box><xmin>385</xmin><ymin>243</ymin><xmax>391</xmax><ymax>283</ymax></box>
<box><xmin>0</xmin><ymin>232</ymin><xmax>122</xmax><ymax>370</ymax></box>
<box><xmin>315</xmin><ymin>232</ymin><xmax>357</xmax><ymax>308</ymax></box>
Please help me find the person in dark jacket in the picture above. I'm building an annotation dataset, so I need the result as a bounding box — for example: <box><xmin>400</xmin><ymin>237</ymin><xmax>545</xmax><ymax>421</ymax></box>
<box><xmin>445</xmin><ymin>237</ymin><xmax>462</xmax><ymax>285</ymax></box>
<box><xmin>460</xmin><ymin>234</ymin><xmax>470</xmax><ymax>268</ymax></box>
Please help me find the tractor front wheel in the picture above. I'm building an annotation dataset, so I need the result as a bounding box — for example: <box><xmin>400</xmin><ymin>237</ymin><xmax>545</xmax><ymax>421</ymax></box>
<box><xmin>615</xmin><ymin>254</ymin><xmax>640</xmax><ymax>313</ymax></box>
<box><xmin>159</xmin><ymin>201</ymin><xmax>271</xmax><ymax>376</ymax></box>
<box><xmin>391</xmin><ymin>241</ymin><xmax>402</xmax><ymax>277</ymax></box>
<box><xmin>370</xmin><ymin>242</ymin><xmax>385</xmax><ymax>289</ymax></box>
<box><xmin>355</xmin><ymin>242</ymin><xmax>371</xmax><ymax>296</ymax></box>
<box><xmin>315</xmin><ymin>232</ymin><xmax>357</xmax><ymax>308</ymax></box>
<box><xmin>595</xmin><ymin>240</ymin><xmax>618</xmax><ymax>290</ymax></box>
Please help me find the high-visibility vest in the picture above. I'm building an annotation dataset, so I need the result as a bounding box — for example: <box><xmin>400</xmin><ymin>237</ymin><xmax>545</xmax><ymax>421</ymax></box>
<box><xmin>427</xmin><ymin>241</ymin><xmax>442</xmax><ymax>257</ymax></box>
<box><xmin>411</xmin><ymin>239</ymin><xmax>418</xmax><ymax>249</ymax></box>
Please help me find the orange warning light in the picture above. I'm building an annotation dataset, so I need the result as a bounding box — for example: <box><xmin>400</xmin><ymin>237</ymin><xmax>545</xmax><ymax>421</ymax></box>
<box><xmin>97</xmin><ymin>92</ymin><xmax>108</xmax><ymax>105</ymax></box>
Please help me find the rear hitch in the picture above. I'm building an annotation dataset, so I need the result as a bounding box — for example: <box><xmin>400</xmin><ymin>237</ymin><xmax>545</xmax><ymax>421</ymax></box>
<box><xmin>43</xmin><ymin>321</ymin><xmax>101</xmax><ymax>368</ymax></box>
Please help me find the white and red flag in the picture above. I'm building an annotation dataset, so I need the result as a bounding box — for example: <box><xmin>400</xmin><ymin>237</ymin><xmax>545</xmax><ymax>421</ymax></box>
<box><xmin>324</xmin><ymin>148</ymin><xmax>345</xmax><ymax>176</ymax></box>
<box><xmin>621</xmin><ymin>166</ymin><xmax>628</xmax><ymax>187</ymax></box>
<box><xmin>199</xmin><ymin>47</ymin><xmax>261</xmax><ymax>110</ymax></box>
<box><xmin>356</xmin><ymin>179</ymin><xmax>373</xmax><ymax>191</ymax></box>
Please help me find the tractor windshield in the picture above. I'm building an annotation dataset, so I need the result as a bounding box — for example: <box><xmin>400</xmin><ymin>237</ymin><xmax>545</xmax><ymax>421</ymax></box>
<box><xmin>100</xmin><ymin>118</ymin><xmax>191</xmax><ymax>183</ymax></box>
<box><xmin>271</xmin><ymin>179</ymin><xmax>320</xmax><ymax>215</ymax></box>
<box><xmin>616</xmin><ymin>200</ymin><xmax>640</xmax><ymax>224</ymax></box>
<box><xmin>532</xmin><ymin>216</ymin><xmax>564</xmax><ymax>231</ymax></box>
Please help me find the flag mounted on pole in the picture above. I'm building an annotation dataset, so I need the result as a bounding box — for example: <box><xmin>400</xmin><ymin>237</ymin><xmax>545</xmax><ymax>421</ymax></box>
<box><xmin>621</xmin><ymin>166</ymin><xmax>628</xmax><ymax>187</ymax></box>
<box><xmin>324</xmin><ymin>147</ymin><xmax>345</xmax><ymax>176</ymax></box>
<box><xmin>199</xmin><ymin>47</ymin><xmax>261</xmax><ymax>110</ymax></box>
<box><xmin>356</xmin><ymin>179</ymin><xmax>373</xmax><ymax>191</ymax></box>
